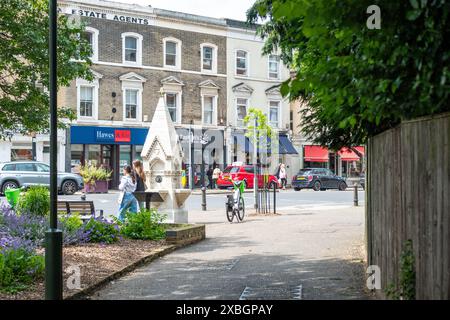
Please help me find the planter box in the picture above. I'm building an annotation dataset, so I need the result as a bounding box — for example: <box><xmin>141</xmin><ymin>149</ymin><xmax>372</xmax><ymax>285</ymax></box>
<box><xmin>84</xmin><ymin>180</ymin><xmax>109</xmax><ymax>193</ymax></box>
<box><xmin>164</xmin><ymin>224</ymin><xmax>205</xmax><ymax>246</ymax></box>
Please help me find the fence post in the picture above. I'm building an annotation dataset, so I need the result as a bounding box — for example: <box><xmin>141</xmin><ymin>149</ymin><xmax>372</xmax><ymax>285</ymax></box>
<box><xmin>353</xmin><ymin>183</ymin><xmax>359</xmax><ymax>206</ymax></box>
<box><xmin>201</xmin><ymin>186</ymin><xmax>207</xmax><ymax>211</ymax></box>
<box><xmin>273</xmin><ymin>183</ymin><xmax>277</xmax><ymax>214</ymax></box>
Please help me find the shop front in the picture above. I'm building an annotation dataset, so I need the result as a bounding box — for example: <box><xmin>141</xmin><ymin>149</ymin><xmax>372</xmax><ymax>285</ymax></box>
<box><xmin>69</xmin><ymin>125</ymin><xmax>149</xmax><ymax>188</ymax></box>
<box><xmin>70</xmin><ymin>125</ymin><xmax>227</xmax><ymax>189</ymax></box>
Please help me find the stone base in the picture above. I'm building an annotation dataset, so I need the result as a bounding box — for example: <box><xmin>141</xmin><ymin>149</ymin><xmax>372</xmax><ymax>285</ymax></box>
<box><xmin>159</xmin><ymin>207</ymin><xmax>189</xmax><ymax>224</ymax></box>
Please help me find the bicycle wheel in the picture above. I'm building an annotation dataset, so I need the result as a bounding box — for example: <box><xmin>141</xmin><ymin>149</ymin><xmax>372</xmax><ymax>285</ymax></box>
<box><xmin>226</xmin><ymin>203</ymin><xmax>234</xmax><ymax>222</ymax></box>
<box><xmin>237</xmin><ymin>197</ymin><xmax>245</xmax><ymax>221</ymax></box>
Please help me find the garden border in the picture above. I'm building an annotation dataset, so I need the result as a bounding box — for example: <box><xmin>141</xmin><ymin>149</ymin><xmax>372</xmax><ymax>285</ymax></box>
<box><xmin>65</xmin><ymin>224</ymin><xmax>206</xmax><ymax>300</ymax></box>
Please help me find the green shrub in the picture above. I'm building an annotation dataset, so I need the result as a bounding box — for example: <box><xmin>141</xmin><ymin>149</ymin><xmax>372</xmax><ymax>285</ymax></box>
<box><xmin>83</xmin><ymin>217</ymin><xmax>120</xmax><ymax>244</ymax></box>
<box><xmin>120</xmin><ymin>209</ymin><xmax>166</xmax><ymax>240</ymax></box>
<box><xmin>0</xmin><ymin>248</ymin><xmax>45</xmax><ymax>293</ymax></box>
<box><xmin>59</xmin><ymin>214</ymin><xmax>83</xmax><ymax>233</ymax></box>
<box><xmin>16</xmin><ymin>186</ymin><xmax>50</xmax><ymax>216</ymax></box>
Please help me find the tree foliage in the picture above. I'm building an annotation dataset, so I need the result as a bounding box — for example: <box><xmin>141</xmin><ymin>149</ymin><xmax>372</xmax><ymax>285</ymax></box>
<box><xmin>248</xmin><ymin>0</ymin><xmax>450</xmax><ymax>149</ymax></box>
<box><xmin>0</xmin><ymin>0</ymin><xmax>92</xmax><ymax>139</ymax></box>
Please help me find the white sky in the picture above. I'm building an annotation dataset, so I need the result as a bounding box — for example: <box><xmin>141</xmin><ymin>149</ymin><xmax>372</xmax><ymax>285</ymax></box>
<box><xmin>105</xmin><ymin>0</ymin><xmax>256</xmax><ymax>21</ymax></box>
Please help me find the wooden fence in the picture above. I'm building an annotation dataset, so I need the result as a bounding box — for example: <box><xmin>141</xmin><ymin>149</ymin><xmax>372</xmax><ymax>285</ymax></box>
<box><xmin>366</xmin><ymin>112</ymin><xmax>450</xmax><ymax>299</ymax></box>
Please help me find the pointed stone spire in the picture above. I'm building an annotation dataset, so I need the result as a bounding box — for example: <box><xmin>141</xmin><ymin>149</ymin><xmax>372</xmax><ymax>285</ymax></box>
<box><xmin>141</xmin><ymin>87</ymin><xmax>179</xmax><ymax>160</ymax></box>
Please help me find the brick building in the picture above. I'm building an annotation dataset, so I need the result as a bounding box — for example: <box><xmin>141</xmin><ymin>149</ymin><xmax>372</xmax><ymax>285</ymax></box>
<box><xmin>59</xmin><ymin>0</ymin><xmax>230</xmax><ymax>187</ymax></box>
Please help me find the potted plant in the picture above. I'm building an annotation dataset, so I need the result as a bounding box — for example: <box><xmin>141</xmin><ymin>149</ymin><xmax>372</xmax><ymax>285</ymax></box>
<box><xmin>79</xmin><ymin>165</ymin><xmax>112</xmax><ymax>194</ymax></box>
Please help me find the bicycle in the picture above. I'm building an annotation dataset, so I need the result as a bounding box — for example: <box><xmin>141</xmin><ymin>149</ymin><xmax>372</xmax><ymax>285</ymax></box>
<box><xmin>225</xmin><ymin>179</ymin><xmax>245</xmax><ymax>222</ymax></box>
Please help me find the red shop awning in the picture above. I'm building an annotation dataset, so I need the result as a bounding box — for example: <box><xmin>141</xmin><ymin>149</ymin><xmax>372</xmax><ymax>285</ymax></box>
<box><xmin>338</xmin><ymin>146</ymin><xmax>365</xmax><ymax>161</ymax></box>
<box><xmin>304</xmin><ymin>146</ymin><xmax>329</xmax><ymax>162</ymax></box>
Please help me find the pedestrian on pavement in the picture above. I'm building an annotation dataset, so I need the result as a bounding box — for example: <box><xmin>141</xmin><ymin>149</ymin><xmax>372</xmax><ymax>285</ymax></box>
<box><xmin>118</xmin><ymin>165</ymin><xmax>137</xmax><ymax>222</ymax></box>
<box><xmin>276</xmin><ymin>163</ymin><xmax>287</xmax><ymax>190</ymax></box>
<box><xmin>132</xmin><ymin>159</ymin><xmax>147</xmax><ymax>210</ymax></box>
<box><xmin>206</xmin><ymin>166</ymin><xmax>214</xmax><ymax>189</ymax></box>
<box><xmin>212</xmin><ymin>165</ymin><xmax>221</xmax><ymax>189</ymax></box>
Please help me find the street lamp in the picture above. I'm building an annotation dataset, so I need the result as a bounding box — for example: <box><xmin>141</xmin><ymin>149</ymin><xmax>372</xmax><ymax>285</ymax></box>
<box><xmin>45</xmin><ymin>0</ymin><xmax>63</xmax><ymax>300</ymax></box>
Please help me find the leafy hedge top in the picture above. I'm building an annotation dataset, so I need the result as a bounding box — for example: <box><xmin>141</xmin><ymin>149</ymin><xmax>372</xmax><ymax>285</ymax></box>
<box><xmin>248</xmin><ymin>0</ymin><xmax>449</xmax><ymax>149</ymax></box>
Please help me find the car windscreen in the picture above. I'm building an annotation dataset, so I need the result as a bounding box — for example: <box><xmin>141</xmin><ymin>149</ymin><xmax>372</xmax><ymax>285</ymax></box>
<box><xmin>222</xmin><ymin>166</ymin><xmax>240</xmax><ymax>173</ymax></box>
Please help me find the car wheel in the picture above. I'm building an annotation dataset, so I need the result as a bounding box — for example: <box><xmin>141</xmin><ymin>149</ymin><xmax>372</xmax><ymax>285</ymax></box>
<box><xmin>294</xmin><ymin>187</ymin><xmax>301</xmax><ymax>191</ymax></box>
<box><xmin>268</xmin><ymin>181</ymin><xmax>277</xmax><ymax>190</ymax></box>
<box><xmin>339</xmin><ymin>182</ymin><xmax>347</xmax><ymax>191</ymax></box>
<box><xmin>2</xmin><ymin>180</ymin><xmax>19</xmax><ymax>194</ymax></box>
<box><xmin>242</xmin><ymin>180</ymin><xmax>247</xmax><ymax>189</ymax></box>
<box><xmin>313</xmin><ymin>181</ymin><xmax>321</xmax><ymax>191</ymax></box>
<box><xmin>62</xmin><ymin>180</ymin><xmax>77</xmax><ymax>195</ymax></box>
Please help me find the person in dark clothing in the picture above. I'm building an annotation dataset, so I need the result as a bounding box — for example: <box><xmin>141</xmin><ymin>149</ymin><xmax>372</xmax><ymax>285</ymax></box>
<box><xmin>206</xmin><ymin>167</ymin><xmax>214</xmax><ymax>189</ymax></box>
<box><xmin>132</xmin><ymin>160</ymin><xmax>147</xmax><ymax>209</ymax></box>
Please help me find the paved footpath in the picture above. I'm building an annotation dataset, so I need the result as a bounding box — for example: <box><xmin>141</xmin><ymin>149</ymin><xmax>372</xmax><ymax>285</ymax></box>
<box><xmin>91</xmin><ymin>196</ymin><xmax>372</xmax><ymax>300</ymax></box>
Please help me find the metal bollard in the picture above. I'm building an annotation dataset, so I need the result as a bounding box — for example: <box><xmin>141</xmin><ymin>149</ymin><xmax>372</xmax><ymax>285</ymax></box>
<box><xmin>201</xmin><ymin>186</ymin><xmax>207</xmax><ymax>211</ymax></box>
<box><xmin>273</xmin><ymin>183</ymin><xmax>277</xmax><ymax>214</ymax></box>
<box><xmin>353</xmin><ymin>183</ymin><xmax>358</xmax><ymax>206</ymax></box>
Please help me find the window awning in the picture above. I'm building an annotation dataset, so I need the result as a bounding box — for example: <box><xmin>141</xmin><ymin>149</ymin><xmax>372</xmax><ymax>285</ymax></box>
<box><xmin>279</xmin><ymin>135</ymin><xmax>298</xmax><ymax>154</ymax></box>
<box><xmin>304</xmin><ymin>146</ymin><xmax>329</xmax><ymax>162</ymax></box>
<box><xmin>338</xmin><ymin>146</ymin><xmax>365</xmax><ymax>161</ymax></box>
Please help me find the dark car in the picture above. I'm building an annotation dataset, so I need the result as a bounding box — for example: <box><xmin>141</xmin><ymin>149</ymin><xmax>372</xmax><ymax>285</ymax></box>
<box><xmin>292</xmin><ymin>168</ymin><xmax>347</xmax><ymax>191</ymax></box>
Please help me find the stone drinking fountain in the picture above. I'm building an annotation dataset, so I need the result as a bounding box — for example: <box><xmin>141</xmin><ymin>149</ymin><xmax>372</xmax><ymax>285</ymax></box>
<box><xmin>140</xmin><ymin>88</ymin><xmax>191</xmax><ymax>223</ymax></box>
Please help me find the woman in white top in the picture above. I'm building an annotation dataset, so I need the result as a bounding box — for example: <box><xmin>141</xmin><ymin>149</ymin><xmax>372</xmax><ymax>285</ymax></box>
<box><xmin>118</xmin><ymin>165</ymin><xmax>137</xmax><ymax>222</ymax></box>
<box><xmin>279</xmin><ymin>163</ymin><xmax>287</xmax><ymax>190</ymax></box>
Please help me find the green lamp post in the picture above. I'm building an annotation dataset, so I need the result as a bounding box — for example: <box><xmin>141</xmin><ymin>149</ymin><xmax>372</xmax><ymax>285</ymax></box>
<box><xmin>45</xmin><ymin>0</ymin><xmax>63</xmax><ymax>300</ymax></box>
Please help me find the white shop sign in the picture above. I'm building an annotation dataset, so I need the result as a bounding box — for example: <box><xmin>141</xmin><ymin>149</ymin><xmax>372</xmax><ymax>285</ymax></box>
<box><xmin>62</xmin><ymin>7</ymin><xmax>151</xmax><ymax>25</ymax></box>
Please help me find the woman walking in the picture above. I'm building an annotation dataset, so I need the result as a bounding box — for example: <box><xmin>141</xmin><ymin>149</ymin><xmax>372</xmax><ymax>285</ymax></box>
<box><xmin>118</xmin><ymin>165</ymin><xmax>137</xmax><ymax>222</ymax></box>
<box><xmin>276</xmin><ymin>163</ymin><xmax>288</xmax><ymax>190</ymax></box>
<box><xmin>132</xmin><ymin>160</ymin><xmax>147</xmax><ymax>209</ymax></box>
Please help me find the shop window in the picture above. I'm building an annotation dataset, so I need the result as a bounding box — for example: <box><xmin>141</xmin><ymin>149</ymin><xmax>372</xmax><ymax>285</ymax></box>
<box><xmin>236</xmin><ymin>98</ymin><xmax>248</xmax><ymax>126</ymax></box>
<box><xmin>268</xmin><ymin>54</ymin><xmax>280</xmax><ymax>79</ymax></box>
<box><xmin>11</xmin><ymin>143</ymin><xmax>32</xmax><ymax>161</ymax></box>
<box><xmin>236</xmin><ymin>50</ymin><xmax>248</xmax><ymax>76</ymax></box>
<box><xmin>87</xmin><ymin>145</ymin><xmax>101</xmax><ymax>167</ymax></box>
<box><xmin>135</xmin><ymin>145</ymin><xmax>143</xmax><ymax>161</ymax></box>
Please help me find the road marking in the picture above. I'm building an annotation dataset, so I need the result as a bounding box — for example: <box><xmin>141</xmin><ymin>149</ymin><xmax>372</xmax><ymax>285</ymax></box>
<box><xmin>239</xmin><ymin>284</ymin><xmax>303</xmax><ymax>300</ymax></box>
<box><xmin>239</xmin><ymin>286</ymin><xmax>252</xmax><ymax>300</ymax></box>
<box><xmin>292</xmin><ymin>284</ymin><xmax>303</xmax><ymax>300</ymax></box>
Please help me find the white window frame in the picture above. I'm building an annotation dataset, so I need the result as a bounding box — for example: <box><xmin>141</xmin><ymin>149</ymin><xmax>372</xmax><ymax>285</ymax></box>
<box><xmin>235</xmin><ymin>97</ymin><xmax>249</xmax><ymax>127</ymax></box>
<box><xmin>268</xmin><ymin>54</ymin><xmax>280</xmax><ymax>80</ymax></box>
<box><xmin>121</xmin><ymin>32</ymin><xmax>143</xmax><ymax>66</ymax></box>
<box><xmin>268</xmin><ymin>100</ymin><xmax>281</xmax><ymax>128</ymax></box>
<box><xmin>165</xmin><ymin>92</ymin><xmax>182</xmax><ymax>124</ymax></box>
<box><xmin>84</xmin><ymin>27</ymin><xmax>99</xmax><ymax>62</ymax></box>
<box><xmin>235</xmin><ymin>49</ymin><xmax>249</xmax><ymax>77</ymax></box>
<box><xmin>201</xmin><ymin>95</ymin><xmax>218</xmax><ymax>126</ymax></box>
<box><xmin>122</xmin><ymin>88</ymin><xmax>142</xmax><ymax>121</ymax></box>
<box><xmin>200</xmin><ymin>43</ymin><xmax>218</xmax><ymax>74</ymax></box>
<box><xmin>76</xmin><ymin>76</ymin><xmax>100</xmax><ymax>121</ymax></box>
<box><xmin>163</xmin><ymin>37</ymin><xmax>182</xmax><ymax>70</ymax></box>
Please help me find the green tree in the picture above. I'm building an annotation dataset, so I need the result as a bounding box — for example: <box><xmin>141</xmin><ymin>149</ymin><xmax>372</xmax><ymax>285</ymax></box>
<box><xmin>0</xmin><ymin>0</ymin><xmax>92</xmax><ymax>139</ymax></box>
<box><xmin>247</xmin><ymin>0</ymin><xmax>450</xmax><ymax>149</ymax></box>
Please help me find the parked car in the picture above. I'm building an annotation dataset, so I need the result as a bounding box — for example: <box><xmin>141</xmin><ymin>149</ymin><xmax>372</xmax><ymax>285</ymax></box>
<box><xmin>292</xmin><ymin>168</ymin><xmax>347</xmax><ymax>191</ymax></box>
<box><xmin>216</xmin><ymin>163</ymin><xmax>280</xmax><ymax>189</ymax></box>
<box><xmin>0</xmin><ymin>161</ymin><xmax>84</xmax><ymax>195</ymax></box>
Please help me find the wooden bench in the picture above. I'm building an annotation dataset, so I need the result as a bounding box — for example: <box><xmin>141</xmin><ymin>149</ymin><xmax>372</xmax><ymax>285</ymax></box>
<box><xmin>57</xmin><ymin>200</ymin><xmax>103</xmax><ymax>221</ymax></box>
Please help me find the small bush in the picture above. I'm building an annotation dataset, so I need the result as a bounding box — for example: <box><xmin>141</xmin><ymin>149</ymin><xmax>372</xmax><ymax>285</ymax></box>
<box><xmin>0</xmin><ymin>246</ymin><xmax>44</xmax><ymax>294</ymax></box>
<box><xmin>79</xmin><ymin>165</ymin><xmax>112</xmax><ymax>186</ymax></box>
<box><xmin>83</xmin><ymin>217</ymin><xmax>120</xmax><ymax>244</ymax></box>
<box><xmin>120</xmin><ymin>209</ymin><xmax>166</xmax><ymax>240</ymax></box>
<box><xmin>16</xmin><ymin>186</ymin><xmax>50</xmax><ymax>217</ymax></box>
<box><xmin>58</xmin><ymin>215</ymin><xmax>90</xmax><ymax>246</ymax></box>
<box><xmin>1</xmin><ymin>212</ymin><xmax>47</xmax><ymax>246</ymax></box>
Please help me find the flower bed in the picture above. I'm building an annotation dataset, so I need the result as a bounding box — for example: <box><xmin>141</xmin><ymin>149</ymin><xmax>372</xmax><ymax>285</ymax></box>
<box><xmin>0</xmin><ymin>190</ymin><xmax>204</xmax><ymax>300</ymax></box>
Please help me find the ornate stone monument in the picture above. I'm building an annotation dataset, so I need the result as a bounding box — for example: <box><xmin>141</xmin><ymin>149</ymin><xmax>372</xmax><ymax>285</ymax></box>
<box><xmin>140</xmin><ymin>88</ymin><xmax>191</xmax><ymax>223</ymax></box>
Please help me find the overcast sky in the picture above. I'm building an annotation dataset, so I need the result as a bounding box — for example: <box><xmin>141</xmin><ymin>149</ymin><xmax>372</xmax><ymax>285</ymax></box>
<box><xmin>105</xmin><ymin>0</ymin><xmax>256</xmax><ymax>21</ymax></box>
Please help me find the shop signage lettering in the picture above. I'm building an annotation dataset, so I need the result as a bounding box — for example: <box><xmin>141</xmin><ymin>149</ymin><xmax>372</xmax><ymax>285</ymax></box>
<box><xmin>69</xmin><ymin>9</ymin><xmax>150</xmax><ymax>25</ymax></box>
<box><xmin>115</xmin><ymin>130</ymin><xmax>131</xmax><ymax>142</ymax></box>
<box><xmin>96</xmin><ymin>130</ymin><xmax>114</xmax><ymax>142</ymax></box>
